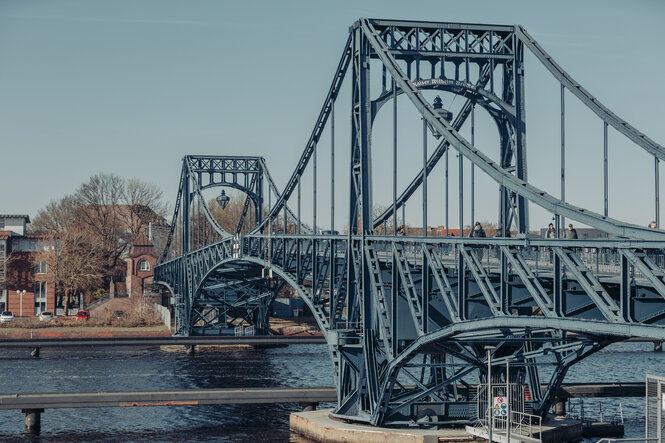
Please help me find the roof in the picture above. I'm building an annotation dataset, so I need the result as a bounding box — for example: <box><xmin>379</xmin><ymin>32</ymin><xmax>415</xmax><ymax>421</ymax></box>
<box><xmin>0</xmin><ymin>215</ymin><xmax>30</xmax><ymax>223</ymax></box>
<box><xmin>135</xmin><ymin>233</ymin><xmax>153</xmax><ymax>246</ymax></box>
<box><xmin>128</xmin><ymin>233</ymin><xmax>155</xmax><ymax>258</ymax></box>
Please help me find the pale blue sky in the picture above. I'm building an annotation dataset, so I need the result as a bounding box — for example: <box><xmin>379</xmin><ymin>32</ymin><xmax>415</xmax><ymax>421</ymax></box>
<box><xmin>1</xmin><ymin>0</ymin><xmax>664</xmax><ymax>231</ymax></box>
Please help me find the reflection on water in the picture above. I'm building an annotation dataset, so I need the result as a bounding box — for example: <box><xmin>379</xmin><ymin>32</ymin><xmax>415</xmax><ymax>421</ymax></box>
<box><xmin>0</xmin><ymin>341</ymin><xmax>661</xmax><ymax>441</ymax></box>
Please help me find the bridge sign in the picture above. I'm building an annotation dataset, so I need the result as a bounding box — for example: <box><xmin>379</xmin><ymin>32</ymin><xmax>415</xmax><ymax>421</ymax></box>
<box><xmin>493</xmin><ymin>397</ymin><xmax>508</xmax><ymax>417</ymax></box>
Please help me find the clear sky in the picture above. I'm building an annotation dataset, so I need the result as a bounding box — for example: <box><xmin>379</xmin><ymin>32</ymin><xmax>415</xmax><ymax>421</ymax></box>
<box><xmin>1</xmin><ymin>0</ymin><xmax>664</xmax><ymax>231</ymax></box>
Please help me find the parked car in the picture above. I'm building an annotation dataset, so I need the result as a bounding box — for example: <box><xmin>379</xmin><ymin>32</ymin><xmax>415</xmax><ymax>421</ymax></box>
<box><xmin>74</xmin><ymin>310</ymin><xmax>89</xmax><ymax>319</ymax></box>
<box><xmin>39</xmin><ymin>311</ymin><xmax>53</xmax><ymax>322</ymax></box>
<box><xmin>0</xmin><ymin>312</ymin><xmax>14</xmax><ymax>323</ymax></box>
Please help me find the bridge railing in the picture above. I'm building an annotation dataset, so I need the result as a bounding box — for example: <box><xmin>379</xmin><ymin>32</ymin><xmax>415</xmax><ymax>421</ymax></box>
<box><xmin>375</xmin><ymin>238</ymin><xmax>664</xmax><ymax>283</ymax></box>
<box><xmin>242</xmin><ymin>233</ymin><xmax>665</xmax><ymax>284</ymax></box>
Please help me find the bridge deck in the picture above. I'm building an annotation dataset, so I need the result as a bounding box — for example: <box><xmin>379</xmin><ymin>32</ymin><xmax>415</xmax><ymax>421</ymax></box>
<box><xmin>0</xmin><ymin>387</ymin><xmax>337</xmax><ymax>410</ymax></box>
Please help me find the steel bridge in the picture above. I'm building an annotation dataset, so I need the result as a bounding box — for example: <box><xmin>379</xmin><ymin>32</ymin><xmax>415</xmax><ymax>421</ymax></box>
<box><xmin>154</xmin><ymin>19</ymin><xmax>665</xmax><ymax>427</ymax></box>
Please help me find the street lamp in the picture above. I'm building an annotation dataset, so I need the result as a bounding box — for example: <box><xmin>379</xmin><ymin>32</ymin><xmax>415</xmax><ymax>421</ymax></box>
<box><xmin>18</xmin><ymin>289</ymin><xmax>26</xmax><ymax>317</ymax></box>
<box><xmin>216</xmin><ymin>189</ymin><xmax>230</xmax><ymax>210</ymax></box>
<box><xmin>429</xmin><ymin>96</ymin><xmax>453</xmax><ymax>139</ymax></box>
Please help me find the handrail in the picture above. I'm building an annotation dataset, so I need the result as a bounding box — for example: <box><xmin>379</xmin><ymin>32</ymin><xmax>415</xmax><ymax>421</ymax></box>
<box><xmin>596</xmin><ymin>439</ymin><xmax>658</xmax><ymax>443</ymax></box>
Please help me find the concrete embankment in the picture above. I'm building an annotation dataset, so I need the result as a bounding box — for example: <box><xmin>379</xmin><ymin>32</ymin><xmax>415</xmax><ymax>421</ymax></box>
<box><xmin>290</xmin><ymin>409</ymin><xmax>469</xmax><ymax>443</ymax></box>
<box><xmin>291</xmin><ymin>410</ymin><xmax>591</xmax><ymax>443</ymax></box>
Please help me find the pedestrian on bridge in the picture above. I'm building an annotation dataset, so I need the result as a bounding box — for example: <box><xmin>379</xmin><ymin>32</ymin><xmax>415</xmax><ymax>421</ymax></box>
<box><xmin>565</xmin><ymin>224</ymin><xmax>578</xmax><ymax>239</ymax></box>
<box><xmin>470</xmin><ymin>222</ymin><xmax>486</xmax><ymax>238</ymax></box>
<box><xmin>546</xmin><ymin>223</ymin><xmax>556</xmax><ymax>238</ymax></box>
<box><xmin>546</xmin><ymin>222</ymin><xmax>556</xmax><ymax>263</ymax></box>
<box><xmin>470</xmin><ymin>222</ymin><xmax>486</xmax><ymax>261</ymax></box>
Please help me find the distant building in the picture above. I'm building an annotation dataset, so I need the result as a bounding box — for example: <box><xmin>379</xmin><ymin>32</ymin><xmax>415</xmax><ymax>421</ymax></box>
<box><xmin>400</xmin><ymin>225</ymin><xmax>472</xmax><ymax>237</ymax></box>
<box><xmin>272</xmin><ymin>297</ymin><xmax>306</xmax><ymax>317</ymax></box>
<box><xmin>0</xmin><ymin>215</ymin><xmax>56</xmax><ymax>316</ymax></box>
<box><xmin>111</xmin><ymin>232</ymin><xmax>158</xmax><ymax>299</ymax></box>
<box><xmin>81</xmin><ymin>205</ymin><xmax>168</xmax><ymax>302</ymax></box>
<box><xmin>0</xmin><ymin>208</ymin><xmax>169</xmax><ymax>316</ymax></box>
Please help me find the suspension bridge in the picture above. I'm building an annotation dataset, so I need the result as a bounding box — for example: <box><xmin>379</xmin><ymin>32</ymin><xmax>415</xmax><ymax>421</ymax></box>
<box><xmin>153</xmin><ymin>18</ymin><xmax>665</xmax><ymax>427</ymax></box>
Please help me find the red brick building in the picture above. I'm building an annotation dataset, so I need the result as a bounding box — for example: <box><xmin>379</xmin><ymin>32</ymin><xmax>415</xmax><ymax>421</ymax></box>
<box><xmin>1</xmin><ymin>212</ymin><xmax>165</xmax><ymax>316</ymax></box>
<box><xmin>111</xmin><ymin>232</ymin><xmax>158</xmax><ymax>299</ymax></box>
<box><xmin>0</xmin><ymin>215</ymin><xmax>56</xmax><ymax>316</ymax></box>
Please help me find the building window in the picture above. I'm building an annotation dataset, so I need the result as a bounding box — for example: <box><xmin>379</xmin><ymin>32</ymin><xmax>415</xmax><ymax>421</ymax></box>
<box><xmin>137</xmin><ymin>260</ymin><xmax>150</xmax><ymax>272</ymax></box>
<box><xmin>34</xmin><ymin>260</ymin><xmax>47</xmax><ymax>274</ymax></box>
<box><xmin>34</xmin><ymin>282</ymin><xmax>46</xmax><ymax>315</ymax></box>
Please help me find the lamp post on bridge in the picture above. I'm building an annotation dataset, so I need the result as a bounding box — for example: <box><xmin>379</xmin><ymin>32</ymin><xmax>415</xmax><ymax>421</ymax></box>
<box><xmin>216</xmin><ymin>190</ymin><xmax>230</xmax><ymax>210</ymax></box>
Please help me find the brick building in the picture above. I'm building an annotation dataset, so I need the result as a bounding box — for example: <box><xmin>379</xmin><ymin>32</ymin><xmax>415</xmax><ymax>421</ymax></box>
<box><xmin>0</xmin><ymin>211</ymin><xmax>167</xmax><ymax>317</ymax></box>
<box><xmin>111</xmin><ymin>232</ymin><xmax>158</xmax><ymax>299</ymax></box>
<box><xmin>0</xmin><ymin>215</ymin><xmax>56</xmax><ymax>316</ymax></box>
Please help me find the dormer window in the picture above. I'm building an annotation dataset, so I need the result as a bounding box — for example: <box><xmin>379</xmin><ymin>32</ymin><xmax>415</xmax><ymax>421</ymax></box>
<box><xmin>137</xmin><ymin>260</ymin><xmax>150</xmax><ymax>272</ymax></box>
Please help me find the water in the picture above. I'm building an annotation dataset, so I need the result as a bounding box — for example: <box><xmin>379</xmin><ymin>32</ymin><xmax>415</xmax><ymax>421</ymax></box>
<box><xmin>0</xmin><ymin>344</ymin><xmax>334</xmax><ymax>442</ymax></box>
<box><xmin>0</xmin><ymin>341</ymin><xmax>661</xmax><ymax>442</ymax></box>
<box><xmin>568</xmin><ymin>341</ymin><xmax>665</xmax><ymax>442</ymax></box>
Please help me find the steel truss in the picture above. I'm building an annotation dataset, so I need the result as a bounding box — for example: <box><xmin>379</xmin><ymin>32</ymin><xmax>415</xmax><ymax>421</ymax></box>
<box><xmin>155</xmin><ymin>19</ymin><xmax>665</xmax><ymax>426</ymax></box>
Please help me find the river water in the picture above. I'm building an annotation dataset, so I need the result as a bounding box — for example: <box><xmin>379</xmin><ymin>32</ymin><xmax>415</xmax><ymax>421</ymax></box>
<box><xmin>0</xmin><ymin>341</ymin><xmax>661</xmax><ymax>442</ymax></box>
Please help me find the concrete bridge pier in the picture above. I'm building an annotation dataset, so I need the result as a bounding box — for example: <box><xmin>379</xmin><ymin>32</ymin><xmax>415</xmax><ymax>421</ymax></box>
<box><xmin>554</xmin><ymin>396</ymin><xmax>566</xmax><ymax>417</ymax></box>
<box><xmin>300</xmin><ymin>402</ymin><xmax>318</xmax><ymax>412</ymax></box>
<box><xmin>22</xmin><ymin>409</ymin><xmax>43</xmax><ymax>434</ymax></box>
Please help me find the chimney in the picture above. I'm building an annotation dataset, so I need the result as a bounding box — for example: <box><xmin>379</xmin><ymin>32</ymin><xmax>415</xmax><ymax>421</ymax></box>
<box><xmin>148</xmin><ymin>222</ymin><xmax>152</xmax><ymax>241</ymax></box>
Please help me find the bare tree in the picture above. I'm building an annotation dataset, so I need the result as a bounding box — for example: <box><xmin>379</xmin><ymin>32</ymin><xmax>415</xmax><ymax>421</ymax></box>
<box><xmin>32</xmin><ymin>174</ymin><xmax>169</xmax><ymax>311</ymax></box>
<box><xmin>71</xmin><ymin>173</ymin><xmax>169</xmax><ymax>276</ymax></box>
<box><xmin>73</xmin><ymin>174</ymin><xmax>126</xmax><ymax>276</ymax></box>
<box><xmin>373</xmin><ymin>205</ymin><xmax>395</xmax><ymax>235</ymax></box>
<box><xmin>124</xmin><ymin>178</ymin><xmax>169</xmax><ymax>235</ymax></box>
<box><xmin>32</xmin><ymin>195</ymin><xmax>78</xmax><ymax>234</ymax></box>
<box><xmin>208</xmin><ymin>195</ymin><xmax>247</xmax><ymax>234</ymax></box>
<box><xmin>33</xmin><ymin>197</ymin><xmax>104</xmax><ymax>312</ymax></box>
<box><xmin>0</xmin><ymin>250</ymin><xmax>17</xmax><ymax>295</ymax></box>
<box><xmin>49</xmin><ymin>228</ymin><xmax>104</xmax><ymax>313</ymax></box>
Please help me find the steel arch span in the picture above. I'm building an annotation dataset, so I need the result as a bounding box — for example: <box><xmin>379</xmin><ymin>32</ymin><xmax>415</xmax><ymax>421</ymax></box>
<box><xmin>154</xmin><ymin>19</ymin><xmax>665</xmax><ymax>427</ymax></box>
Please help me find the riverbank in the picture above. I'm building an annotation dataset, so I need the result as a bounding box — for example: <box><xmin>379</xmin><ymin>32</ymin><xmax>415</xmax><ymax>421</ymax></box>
<box><xmin>0</xmin><ymin>317</ymin><xmax>320</xmax><ymax>339</ymax></box>
<box><xmin>270</xmin><ymin>317</ymin><xmax>323</xmax><ymax>336</ymax></box>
